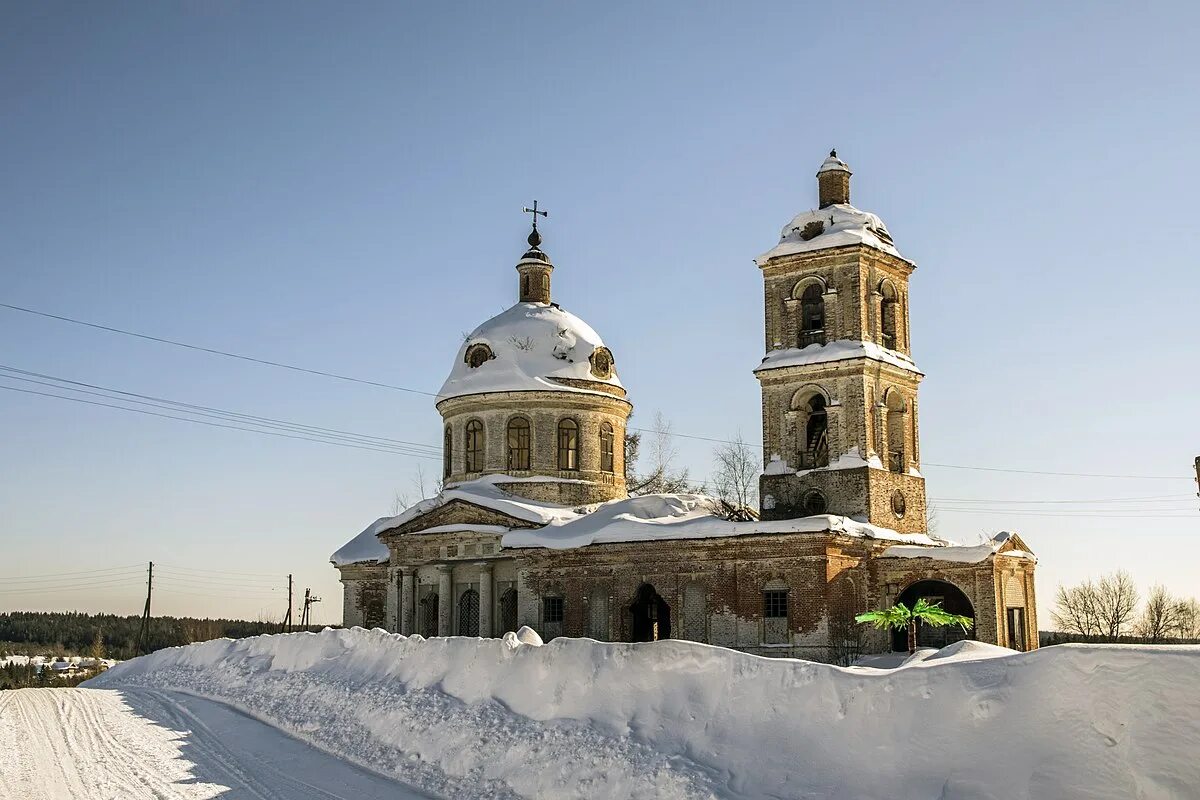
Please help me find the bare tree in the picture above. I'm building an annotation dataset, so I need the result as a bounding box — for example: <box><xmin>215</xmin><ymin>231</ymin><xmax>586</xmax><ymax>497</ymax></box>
<box><xmin>629</xmin><ymin>411</ymin><xmax>694</xmax><ymax>495</ymax></box>
<box><xmin>1053</xmin><ymin>580</ymin><xmax>1102</xmax><ymax>636</ymax></box>
<box><xmin>711</xmin><ymin>433</ymin><xmax>759</xmax><ymax>511</ymax></box>
<box><xmin>1095</xmin><ymin>571</ymin><xmax>1139</xmax><ymax>639</ymax></box>
<box><xmin>1137</xmin><ymin>585</ymin><xmax>1186</xmax><ymax>642</ymax></box>
<box><xmin>391</xmin><ymin>463</ymin><xmax>442</xmax><ymax>515</ymax></box>
<box><xmin>1176</xmin><ymin>598</ymin><xmax>1200</xmax><ymax>640</ymax></box>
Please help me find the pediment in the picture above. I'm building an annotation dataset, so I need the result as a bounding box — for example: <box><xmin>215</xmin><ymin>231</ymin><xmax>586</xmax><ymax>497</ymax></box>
<box><xmin>380</xmin><ymin>499</ymin><xmax>542</xmax><ymax>537</ymax></box>
<box><xmin>996</xmin><ymin>532</ymin><xmax>1034</xmax><ymax>555</ymax></box>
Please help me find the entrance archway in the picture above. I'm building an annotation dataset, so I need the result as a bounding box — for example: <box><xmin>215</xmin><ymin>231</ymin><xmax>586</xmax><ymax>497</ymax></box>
<box><xmin>630</xmin><ymin>583</ymin><xmax>671</xmax><ymax>642</ymax></box>
<box><xmin>892</xmin><ymin>580</ymin><xmax>974</xmax><ymax>651</ymax></box>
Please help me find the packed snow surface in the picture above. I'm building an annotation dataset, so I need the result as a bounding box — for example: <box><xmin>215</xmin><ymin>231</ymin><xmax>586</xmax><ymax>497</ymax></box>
<box><xmin>757</xmin><ymin>202</ymin><xmax>905</xmax><ymax>262</ymax></box>
<box><xmin>437</xmin><ymin>302</ymin><xmax>623</xmax><ymax>401</ymax></box>
<box><xmin>0</xmin><ymin>686</ymin><xmax>428</xmax><ymax>799</ymax></box>
<box><xmin>91</xmin><ymin>628</ymin><xmax>1200</xmax><ymax>800</ymax></box>
<box><xmin>332</xmin><ymin>477</ymin><xmax>941</xmax><ymax>564</ymax></box>
<box><xmin>883</xmin><ymin>531</ymin><xmax>1037</xmax><ymax>564</ymax></box>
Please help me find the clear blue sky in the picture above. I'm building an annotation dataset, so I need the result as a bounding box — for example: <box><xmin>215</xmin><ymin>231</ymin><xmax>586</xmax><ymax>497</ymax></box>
<box><xmin>2</xmin><ymin>3</ymin><xmax>1197</xmax><ymax>626</ymax></box>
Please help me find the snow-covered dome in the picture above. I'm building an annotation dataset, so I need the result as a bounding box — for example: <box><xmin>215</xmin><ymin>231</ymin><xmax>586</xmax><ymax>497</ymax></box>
<box><xmin>756</xmin><ymin>203</ymin><xmax>903</xmax><ymax>263</ymax></box>
<box><xmin>437</xmin><ymin>302</ymin><xmax>623</xmax><ymax>401</ymax></box>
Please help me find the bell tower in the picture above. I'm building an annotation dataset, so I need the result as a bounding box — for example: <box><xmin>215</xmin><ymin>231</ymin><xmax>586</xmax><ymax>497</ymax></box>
<box><xmin>754</xmin><ymin>151</ymin><xmax>928</xmax><ymax>533</ymax></box>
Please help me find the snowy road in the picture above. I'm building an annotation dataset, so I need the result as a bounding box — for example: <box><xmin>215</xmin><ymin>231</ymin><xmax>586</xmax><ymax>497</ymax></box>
<box><xmin>0</xmin><ymin>687</ymin><xmax>432</xmax><ymax>800</ymax></box>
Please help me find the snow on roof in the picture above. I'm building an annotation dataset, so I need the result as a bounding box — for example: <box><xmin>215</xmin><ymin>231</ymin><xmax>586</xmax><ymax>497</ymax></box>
<box><xmin>332</xmin><ymin>477</ymin><xmax>943</xmax><ymax>564</ymax></box>
<box><xmin>502</xmin><ymin>492</ymin><xmax>940</xmax><ymax>550</ymax></box>
<box><xmin>756</xmin><ymin>339</ymin><xmax>921</xmax><ymax>375</ymax></box>
<box><xmin>880</xmin><ymin>532</ymin><xmax>1036</xmax><ymax>564</ymax></box>
<box><xmin>330</xmin><ymin>476</ymin><xmax>583</xmax><ymax>566</ymax></box>
<box><xmin>756</xmin><ymin>203</ymin><xmax>904</xmax><ymax>263</ymax></box>
<box><xmin>817</xmin><ymin>153</ymin><xmax>850</xmax><ymax>174</ymax></box>
<box><xmin>437</xmin><ymin>302</ymin><xmax>623</xmax><ymax>402</ymax></box>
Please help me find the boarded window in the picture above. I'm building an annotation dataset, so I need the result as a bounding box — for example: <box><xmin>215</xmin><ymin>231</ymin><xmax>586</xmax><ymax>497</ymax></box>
<box><xmin>682</xmin><ymin>583</ymin><xmax>706</xmax><ymax>642</ymax></box>
<box><xmin>588</xmin><ymin>590</ymin><xmax>609</xmax><ymax>641</ymax></box>
<box><xmin>443</xmin><ymin>427</ymin><xmax>452</xmax><ymax>478</ymax></box>
<box><xmin>507</xmin><ymin>418</ymin><xmax>531</xmax><ymax>470</ymax></box>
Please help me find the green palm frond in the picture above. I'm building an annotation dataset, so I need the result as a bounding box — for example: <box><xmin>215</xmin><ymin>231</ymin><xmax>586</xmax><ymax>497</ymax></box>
<box><xmin>855</xmin><ymin>599</ymin><xmax>972</xmax><ymax>632</ymax></box>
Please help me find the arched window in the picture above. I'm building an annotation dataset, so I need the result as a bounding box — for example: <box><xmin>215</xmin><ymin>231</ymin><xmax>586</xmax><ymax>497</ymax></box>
<box><xmin>599</xmin><ymin>422</ymin><xmax>615</xmax><ymax>473</ymax></box>
<box><xmin>443</xmin><ymin>426</ymin><xmax>452</xmax><ymax>478</ymax></box>
<box><xmin>557</xmin><ymin>418</ymin><xmax>579</xmax><ymax>471</ymax></box>
<box><xmin>464</xmin><ymin>419</ymin><xmax>484</xmax><ymax>473</ymax></box>
<box><xmin>458</xmin><ymin>589</ymin><xmax>480</xmax><ymax>636</ymax></box>
<box><xmin>800</xmin><ymin>394</ymin><xmax>829</xmax><ymax>468</ymax></box>
<box><xmin>507</xmin><ymin>417</ymin><xmax>530</xmax><ymax>470</ymax></box>
<box><xmin>499</xmin><ymin>588</ymin><xmax>518</xmax><ymax>633</ymax></box>
<box><xmin>880</xmin><ymin>281</ymin><xmax>899</xmax><ymax>350</ymax></box>
<box><xmin>799</xmin><ymin>283</ymin><xmax>826</xmax><ymax>347</ymax></box>
<box><xmin>801</xmin><ymin>489</ymin><xmax>828</xmax><ymax>516</ymax></box>
<box><xmin>540</xmin><ymin>273</ymin><xmax>549</xmax><ymax>295</ymax></box>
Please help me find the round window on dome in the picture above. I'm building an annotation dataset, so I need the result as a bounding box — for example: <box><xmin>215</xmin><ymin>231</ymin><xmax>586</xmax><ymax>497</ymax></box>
<box><xmin>589</xmin><ymin>347</ymin><xmax>614</xmax><ymax>379</ymax></box>
<box><xmin>464</xmin><ymin>343</ymin><xmax>494</xmax><ymax>369</ymax></box>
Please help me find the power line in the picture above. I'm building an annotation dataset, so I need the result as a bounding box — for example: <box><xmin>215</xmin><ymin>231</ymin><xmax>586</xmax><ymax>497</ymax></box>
<box><xmin>0</xmin><ymin>302</ymin><xmax>437</xmax><ymax>397</ymax></box>
<box><xmin>0</xmin><ymin>366</ymin><xmax>441</xmax><ymax>456</ymax></box>
<box><xmin>931</xmin><ymin>491</ymin><xmax>1195</xmax><ymax>503</ymax></box>
<box><xmin>0</xmin><ymin>384</ymin><xmax>441</xmax><ymax>461</ymax></box>
<box><xmin>0</xmin><ymin>564</ymin><xmax>144</xmax><ymax>581</ymax></box>
<box><xmin>156</xmin><ymin>563</ymin><xmax>285</xmax><ymax>579</ymax></box>
<box><xmin>3</xmin><ymin>302</ymin><xmax>1191</xmax><ymax>482</ymax></box>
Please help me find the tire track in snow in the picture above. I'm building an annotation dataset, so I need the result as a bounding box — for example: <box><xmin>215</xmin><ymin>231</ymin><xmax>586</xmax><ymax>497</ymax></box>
<box><xmin>0</xmin><ymin>688</ymin><xmax>430</xmax><ymax>800</ymax></box>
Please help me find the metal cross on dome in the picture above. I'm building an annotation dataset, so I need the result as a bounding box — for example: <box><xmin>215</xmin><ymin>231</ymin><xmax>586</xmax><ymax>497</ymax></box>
<box><xmin>522</xmin><ymin>200</ymin><xmax>548</xmax><ymax>230</ymax></box>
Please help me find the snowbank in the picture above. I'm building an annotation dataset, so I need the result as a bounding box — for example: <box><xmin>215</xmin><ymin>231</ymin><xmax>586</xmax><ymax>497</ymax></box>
<box><xmin>90</xmin><ymin>629</ymin><xmax>1200</xmax><ymax>800</ymax></box>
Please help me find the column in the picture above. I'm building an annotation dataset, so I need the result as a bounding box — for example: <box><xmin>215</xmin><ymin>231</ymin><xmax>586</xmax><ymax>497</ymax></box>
<box><xmin>437</xmin><ymin>564</ymin><xmax>453</xmax><ymax>636</ymax></box>
<box><xmin>869</xmin><ymin>289</ymin><xmax>883</xmax><ymax>344</ymax></box>
<box><xmin>385</xmin><ymin>566</ymin><xmax>399</xmax><ymax>632</ymax></box>
<box><xmin>477</xmin><ymin>562</ymin><xmax>493</xmax><ymax>638</ymax></box>
<box><xmin>400</xmin><ymin>567</ymin><xmax>415</xmax><ymax>636</ymax></box>
<box><xmin>822</xmin><ymin>287</ymin><xmax>840</xmax><ymax>341</ymax></box>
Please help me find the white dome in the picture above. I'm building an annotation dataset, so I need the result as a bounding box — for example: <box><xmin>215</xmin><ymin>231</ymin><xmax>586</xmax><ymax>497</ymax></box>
<box><xmin>437</xmin><ymin>302</ymin><xmax>623</xmax><ymax>401</ymax></box>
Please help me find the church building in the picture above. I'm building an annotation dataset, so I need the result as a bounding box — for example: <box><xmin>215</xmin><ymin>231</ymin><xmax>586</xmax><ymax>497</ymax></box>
<box><xmin>331</xmin><ymin>153</ymin><xmax>1038</xmax><ymax>659</ymax></box>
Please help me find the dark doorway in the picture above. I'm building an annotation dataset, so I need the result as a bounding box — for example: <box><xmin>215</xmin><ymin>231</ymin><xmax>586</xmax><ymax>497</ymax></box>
<box><xmin>499</xmin><ymin>588</ymin><xmax>518</xmax><ymax>634</ymax></box>
<box><xmin>892</xmin><ymin>580</ymin><xmax>974</xmax><ymax>651</ymax></box>
<box><xmin>1006</xmin><ymin>607</ymin><xmax>1026</xmax><ymax>651</ymax></box>
<box><xmin>630</xmin><ymin>583</ymin><xmax>671</xmax><ymax>642</ymax></box>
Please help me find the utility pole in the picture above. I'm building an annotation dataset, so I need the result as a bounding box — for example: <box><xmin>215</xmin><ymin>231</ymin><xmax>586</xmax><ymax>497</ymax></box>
<box><xmin>1194</xmin><ymin>456</ymin><xmax>1199</xmax><ymax>509</ymax></box>
<box><xmin>283</xmin><ymin>574</ymin><xmax>293</xmax><ymax>634</ymax></box>
<box><xmin>300</xmin><ymin>588</ymin><xmax>321</xmax><ymax>628</ymax></box>
<box><xmin>134</xmin><ymin>561</ymin><xmax>153</xmax><ymax>657</ymax></box>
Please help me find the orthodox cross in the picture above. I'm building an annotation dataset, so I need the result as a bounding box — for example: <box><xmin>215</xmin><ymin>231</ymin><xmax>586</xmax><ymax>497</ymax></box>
<box><xmin>522</xmin><ymin>200</ymin><xmax>548</xmax><ymax>231</ymax></box>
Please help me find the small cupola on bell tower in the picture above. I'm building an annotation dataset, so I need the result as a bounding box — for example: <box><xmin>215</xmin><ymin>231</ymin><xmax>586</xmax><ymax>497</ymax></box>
<box><xmin>517</xmin><ymin>201</ymin><xmax>553</xmax><ymax>304</ymax></box>
<box><xmin>817</xmin><ymin>149</ymin><xmax>852</xmax><ymax>208</ymax></box>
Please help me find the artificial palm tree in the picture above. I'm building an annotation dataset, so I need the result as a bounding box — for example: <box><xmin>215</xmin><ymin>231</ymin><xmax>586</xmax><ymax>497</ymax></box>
<box><xmin>856</xmin><ymin>598</ymin><xmax>973</xmax><ymax>654</ymax></box>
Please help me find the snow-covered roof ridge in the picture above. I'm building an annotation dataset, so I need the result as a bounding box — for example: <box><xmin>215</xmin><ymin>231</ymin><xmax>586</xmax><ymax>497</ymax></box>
<box><xmin>756</xmin><ymin>202</ymin><xmax>905</xmax><ymax>263</ymax></box>
<box><xmin>332</xmin><ymin>476</ymin><xmax>941</xmax><ymax>564</ymax></box>
<box><xmin>880</xmin><ymin>531</ymin><xmax>1037</xmax><ymax>564</ymax></box>
<box><xmin>437</xmin><ymin>302</ymin><xmax>624</xmax><ymax>402</ymax></box>
<box><xmin>756</xmin><ymin>339</ymin><xmax>922</xmax><ymax>374</ymax></box>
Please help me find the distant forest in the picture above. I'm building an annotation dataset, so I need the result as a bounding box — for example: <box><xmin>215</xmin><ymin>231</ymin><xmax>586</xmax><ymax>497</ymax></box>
<box><xmin>0</xmin><ymin>611</ymin><xmax>330</xmax><ymax>660</ymax></box>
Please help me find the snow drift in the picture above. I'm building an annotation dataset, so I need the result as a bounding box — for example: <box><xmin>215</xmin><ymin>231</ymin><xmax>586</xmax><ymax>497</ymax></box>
<box><xmin>90</xmin><ymin>629</ymin><xmax>1200</xmax><ymax>800</ymax></box>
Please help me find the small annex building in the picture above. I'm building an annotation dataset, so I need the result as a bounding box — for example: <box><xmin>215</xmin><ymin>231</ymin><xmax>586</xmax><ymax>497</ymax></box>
<box><xmin>331</xmin><ymin>153</ymin><xmax>1038</xmax><ymax>660</ymax></box>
